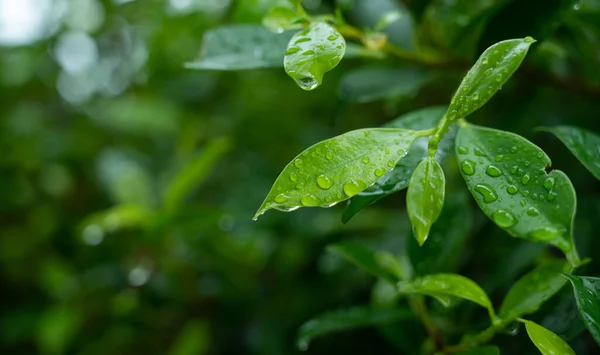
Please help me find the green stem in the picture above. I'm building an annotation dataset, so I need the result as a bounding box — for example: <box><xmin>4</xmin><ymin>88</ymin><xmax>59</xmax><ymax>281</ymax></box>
<box><xmin>441</xmin><ymin>324</ymin><xmax>500</xmax><ymax>353</ymax></box>
<box><xmin>409</xmin><ymin>296</ymin><xmax>444</xmax><ymax>352</ymax></box>
<box><xmin>427</xmin><ymin>115</ymin><xmax>452</xmax><ymax>157</ymax></box>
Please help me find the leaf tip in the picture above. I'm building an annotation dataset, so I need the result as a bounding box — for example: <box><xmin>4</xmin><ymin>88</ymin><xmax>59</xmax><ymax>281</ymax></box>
<box><xmin>524</xmin><ymin>36</ymin><xmax>536</xmax><ymax>44</ymax></box>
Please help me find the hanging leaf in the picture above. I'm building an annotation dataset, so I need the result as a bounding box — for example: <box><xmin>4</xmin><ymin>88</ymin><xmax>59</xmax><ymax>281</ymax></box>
<box><xmin>539</xmin><ymin>125</ymin><xmax>600</xmax><ymax>180</ymax></box>
<box><xmin>284</xmin><ymin>22</ymin><xmax>346</xmax><ymax>90</ymax></box>
<box><xmin>338</xmin><ymin>68</ymin><xmax>430</xmax><ymax>103</ymax></box>
<box><xmin>522</xmin><ymin>319</ymin><xmax>576</xmax><ymax>355</ymax></box>
<box><xmin>254</xmin><ymin>128</ymin><xmax>420</xmax><ymax>219</ymax></box>
<box><xmin>455</xmin><ymin>123</ymin><xmax>580</xmax><ymax>266</ymax></box>
<box><xmin>406</xmin><ymin>157</ymin><xmax>445</xmax><ymax>245</ymax></box>
<box><xmin>564</xmin><ymin>275</ymin><xmax>600</xmax><ymax>345</ymax></box>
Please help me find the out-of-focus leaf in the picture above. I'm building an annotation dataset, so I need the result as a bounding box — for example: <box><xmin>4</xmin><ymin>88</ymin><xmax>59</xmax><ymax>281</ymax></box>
<box><xmin>447</xmin><ymin>38</ymin><xmax>535</xmax><ymax>121</ymax></box>
<box><xmin>523</xmin><ymin>319</ymin><xmax>576</xmax><ymax>355</ymax></box>
<box><xmin>297</xmin><ymin>306</ymin><xmax>413</xmax><ymax>350</ymax></box>
<box><xmin>406</xmin><ymin>157</ymin><xmax>445</xmax><ymax>245</ymax></box>
<box><xmin>564</xmin><ymin>275</ymin><xmax>600</xmax><ymax>345</ymax></box>
<box><xmin>262</xmin><ymin>6</ymin><xmax>304</xmax><ymax>33</ymax></box>
<box><xmin>254</xmin><ymin>128</ymin><xmax>419</xmax><ymax>219</ymax></box>
<box><xmin>541</xmin><ymin>289</ymin><xmax>586</xmax><ymax>341</ymax></box>
<box><xmin>338</xmin><ymin>68</ymin><xmax>430</xmax><ymax>103</ymax></box>
<box><xmin>185</xmin><ymin>25</ymin><xmax>294</xmax><ymax>70</ymax></box>
<box><xmin>36</xmin><ymin>306</ymin><xmax>81</xmax><ymax>355</ymax></box>
<box><xmin>456</xmin><ymin>345</ymin><xmax>500</xmax><ymax>355</ymax></box>
<box><xmin>80</xmin><ymin>204</ymin><xmax>156</xmax><ymax>237</ymax></box>
<box><xmin>499</xmin><ymin>260</ymin><xmax>568</xmax><ymax>321</ymax></box>
<box><xmin>456</xmin><ymin>123</ymin><xmax>580</xmax><ymax>266</ymax></box>
<box><xmin>283</xmin><ymin>22</ymin><xmax>345</xmax><ymax>90</ymax></box>
<box><xmin>327</xmin><ymin>242</ymin><xmax>407</xmax><ymax>283</ymax></box>
<box><xmin>163</xmin><ymin>137</ymin><xmax>232</xmax><ymax>211</ymax></box>
<box><xmin>168</xmin><ymin>320</ymin><xmax>210</xmax><ymax>355</ymax></box>
<box><xmin>539</xmin><ymin>126</ymin><xmax>600</xmax><ymax>180</ymax></box>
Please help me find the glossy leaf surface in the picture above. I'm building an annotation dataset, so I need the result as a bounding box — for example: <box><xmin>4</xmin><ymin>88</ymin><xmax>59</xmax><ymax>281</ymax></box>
<box><xmin>262</xmin><ymin>6</ymin><xmax>304</xmax><ymax>33</ymax></box>
<box><xmin>456</xmin><ymin>123</ymin><xmax>579</xmax><ymax>266</ymax></box>
<box><xmin>406</xmin><ymin>157</ymin><xmax>445</xmax><ymax>245</ymax></box>
<box><xmin>284</xmin><ymin>22</ymin><xmax>345</xmax><ymax>90</ymax></box>
<box><xmin>338</xmin><ymin>68</ymin><xmax>430</xmax><ymax>103</ymax></box>
<box><xmin>499</xmin><ymin>260</ymin><xmax>568</xmax><ymax>320</ymax></box>
<box><xmin>540</xmin><ymin>125</ymin><xmax>600</xmax><ymax>180</ymax></box>
<box><xmin>254</xmin><ymin>128</ymin><xmax>418</xmax><ymax>219</ymax></box>
<box><xmin>185</xmin><ymin>25</ymin><xmax>294</xmax><ymax>70</ymax></box>
<box><xmin>297</xmin><ymin>306</ymin><xmax>413</xmax><ymax>350</ymax></box>
<box><xmin>523</xmin><ymin>319</ymin><xmax>575</xmax><ymax>355</ymax></box>
<box><xmin>564</xmin><ymin>275</ymin><xmax>600</xmax><ymax>345</ymax></box>
<box><xmin>447</xmin><ymin>38</ymin><xmax>534</xmax><ymax>121</ymax></box>
<box><xmin>327</xmin><ymin>242</ymin><xmax>406</xmax><ymax>283</ymax></box>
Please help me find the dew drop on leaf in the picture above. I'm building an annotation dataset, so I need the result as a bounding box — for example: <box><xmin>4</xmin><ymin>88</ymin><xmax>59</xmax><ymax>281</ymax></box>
<box><xmin>486</xmin><ymin>165</ymin><xmax>502</xmax><ymax>177</ymax></box>
<box><xmin>325</xmin><ymin>152</ymin><xmax>333</xmax><ymax>160</ymax></box>
<box><xmin>547</xmin><ymin>191</ymin><xmax>557</xmax><ymax>201</ymax></box>
<box><xmin>527</xmin><ymin>207</ymin><xmax>540</xmax><ymax>216</ymax></box>
<box><xmin>374</xmin><ymin>168</ymin><xmax>385</xmax><ymax>177</ymax></box>
<box><xmin>301</xmin><ymin>194</ymin><xmax>320</xmax><ymax>206</ymax></box>
<box><xmin>474</xmin><ymin>183</ymin><xmax>498</xmax><ymax>203</ymax></box>
<box><xmin>543</xmin><ymin>177</ymin><xmax>555</xmax><ymax>191</ymax></box>
<box><xmin>294</xmin><ymin>158</ymin><xmax>304</xmax><ymax>168</ymax></box>
<box><xmin>484</xmin><ymin>68</ymin><xmax>494</xmax><ymax>76</ymax></box>
<box><xmin>521</xmin><ymin>174</ymin><xmax>530</xmax><ymax>185</ymax></box>
<box><xmin>457</xmin><ymin>146</ymin><xmax>468</xmax><ymax>154</ymax></box>
<box><xmin>343</xmin><ymin>180</ymin><xmax>367</xmax><ymax>197</ymax></box>
<box><xmin>506</xmin><ymin>185</ymin><xmax>518</xmax><ymax>195</ymax></box>
<box><xmin>316</xmin><ymin>174</ymin><xmax>333</xmax><ymax>190</ymax></box>
<box><xmin>529</xmin><ymin>226</ymin><xmax>561</xmax><ymax>241</ymax></box>
<box><xmin>461</xmin><ymin>160</ymin><xmax>476</xmax><ymax>175</ymax></box>
<box><xmin>275</xmin><ymin>194</ymin><xmax>289</xmax><ymax>203</ymax></box>
<box><xmin>362</xmin><ymin>157</ymin><xmax>370</xmax><ymax>164</ymax></box>
<box><xmin>493</xmin><ymin>209</ymin><xmax>517</xmax><ymax>227</ymax></box>
<box><xmin>290</xmin><ymin>172</ymin><xmax>298</xmax><ymax>182</ymax></box>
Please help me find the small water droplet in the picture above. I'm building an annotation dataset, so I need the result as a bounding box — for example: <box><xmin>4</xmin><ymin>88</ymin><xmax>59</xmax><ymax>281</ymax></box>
<box><xmin>294</xmin><ymin>159</ymin><xmax>303</xmax><ymax>168</ymax></box>
<box><xmin>474</xmin><ymin>147</ymin><xmax>485</xmax><ymax>157</ymax></box>
<box><xmin>295</xmin><ymin>183</ymin><xmax>304</xmax><ymax>190</ymax></box>
<box><xmin>510</xmin><ymin>166</ymin><xmax>518</xmax><ymax>174</ymax></box>
<box><xmin>472</xmin><ymin>92</ymin><xmax>480</xmax><ymax>101</ymax></box>
<box><xmin>524</xmin><ymin>36</ymin><xmax>535</xmax><ymax>44</ymax></box>
<box><xmin>461</xmin><ymin>160</ymin><xmax>476</xmax><ymax>175</ymax></box>
<box><xmin>481</xmin><ymin>56</ymin><xmax>489</xmax><ymax>65</ymax></box>
<box><xmin>275</xmin><ymin>194</ymin><xmax>289</xmax><ymax>203</ymax></box>
<box><xmin>521</xmin><ymin>174</ymin><xmax>530</xmax><ymax>185</ymax></box>
<box><xmin>517</xmin><ymin>168</ymin><xmax>524</xmax><ymax>176</ymax></box>
<box><xmin>285</xmin><ymin>47</ymin><xmax>301</xmax><ymax>55</ymax></box>
<box><xmin>343</xmin><ymin>180</ymin><xmax>367</xmax><ymax>197</ymax></box>
<box><xmin>275</xmin><ymin>205</ymin><xmax>300</xmax><ymax>212</ymax></box>
<box><xmin>302</xmin><ymin>49</ymin><xmax>315</xmax><ymax>56</ymax></box>
<box><xmin>495</xmin><ymin>74</ymin><xmax>503</xmax><ymax>83</ymax></box>
<box><xmin>510</xmin><ymin>146</ymin><xmax>517</xmax><ymax>153</ymax></box>
<box><xmin>290</xmin><ymin>172</ymin><xmax>298</xmax><ymax>182</ymax></box>
<box><xmin>493</xmin><ymin>209</ymin><xmax>517</xmax><ymax>227</ymax></box>
<box><xmin>474</xmin><ymin>184</ymin><xmax>498</xmax><ymax>203</ymax></box>
<box><xmin>527</xmin><ymin>207</ymin><xmax>540</xmax><ymax>216</ymax></box>
<box><xmin>295</xmin><ymin>76</ymin><xmax>319</xmax><ymax>90</ymax></box>
<box><xmin>536</xmin><ymin>152</ymin><xmax>544</xmax><ymax>159</ymax></box>
<box><xmin>300</xmin><ymin>194</ymin><xmax>320</xmax><ymax>206</ymax></box>
<box><xmin>543</xmin><ymin>177</ymin><xmax>555</xmax><ymax>191</ymax></box>
<box><xmin>316</xmin><ymin>175</ymin><xmax>333</xmax><ymax>190</ymax></box>
<box><xmin>362</xmin><ymin>156</ymin><xmax>370</xmax><ymax>164</ymax></box>
<box><xmin>364</xmin><ymin>131</ymin><xmax>371</xmax><ymax>137</ymax></box>
<box><xmin>385</xmin><ymin>148</ymin><xmax>390</xmax><ymax>155</ymax></box>
<box><xmin>295</xmin><ymin>37</ymin><xmax>311</xmax><ymax>44</ymax></box>
<box><xmin>457</xmin><ymin>146</ymin><xmax>468</xmax><ymax>154</ymax></box>
<box><xmin>486</xmin><ymin>165</ymin><xmax>502</xmax><ymax>177</ymax></box>
<box><xmin>387</xmin><ymin>160</ymin><xmax>395</xmax><ymax>167</ymax></box>
<box><xmin>494</xmin><ymin>49</ymin><xmax>499</xmax><ymax>55</ymax></box>
<box><xmin>326</xmin><ymin>152</ymin><xmax>333</xmax><ymax>160</ymax></box>
<box><xmin>495</xmin><ymin>155</ymin><xmax>504</xmax><ymax>162</ymax></box>
<box><xmin>523</xmin><ymin>189</ymin><xmax>530</xmax><ymax>197</ymax></box>
<box><xmin>327</xmin><ymin>34</ymin><xmax>338</xmax><ymax>41</ymax></box>
<box><xmin>507</xmin><ymin>185</ymin><xmax>518</xmax><ymax>195</ymax></box>
<box><xmin>529</xmin><ymin>226</ymin><xmax>561</xmax><ymax>240</ymax></box>
<box><xmin>374</xmin><ymin>168</ymin><xmax>385</xmax><ymax>177</ymax></box>
<box><xmin>547</xmin><ymin>191</ymin><xmax>557</xmax><ymax>201</ymax></box>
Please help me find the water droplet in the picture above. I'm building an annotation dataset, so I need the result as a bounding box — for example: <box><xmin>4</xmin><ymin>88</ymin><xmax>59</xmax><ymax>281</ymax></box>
<box><xmin>472</xmin><ymin>92</ymin><xmax>479</xmax><ymax>101</ymax></box>
<box><xmin>484</xmin><ymin>68</ymin><xmax>494</xmax><ymax>76</ymax></box>
<box><xmin>536</xmin><ymin>152</ymin><xmax>543</xmax><ymax>159</ymax></box>
<box><xmin>527</xmin><ymin>207</ymin><xmax>540</xmax><ymax>216</ymax></box>
<box><xmin>461</xmin><ymin>160</ymin><xmax>476</xmax><ymax>175</ymax></box>
<box><xmin>275</xmin><ymin>205</ymin><xmax>300</xmax><ymax>212</ymax></box>
<box><xmin>547</xmin><ymin>191</ymin><xmax>557</xmax><ymax>201</ymax></box>
<box><xmin>457</xmin><ymin>146</ymin><xmax>468</xmax><ymax>154</ymax></box>
<box><xmin>486</xmin><ymin>165</ymin><xmax>502</xmax><ymax>177</ymax></box>
<box><xmin>326</xmin><ymin>152</ymin><xmax>333</xmax><ymax>160</ymax></box>
<box><xmin>517</xmin><ymin>168</ymin><xmax>524</xmax><ymax>176</ymax></box>
<box><xmin>474</xmin><ymin>184</ymin><xmax>498</xmax><ymax>203</ymax></box>
<box><xmin>523</xmin><ymin>161</ymin><xmax>530</xmax><ymax>167</ymax></box>
<box><xmin>327</xmin><ymin>34</ymin><xmax>338</xmax><ymax>41</ymax></box>
<box><xmin>295</xmin><ymin>183</ymin><xmax>304</xmax><ymax>190</ymax></box>
<box><xmin>301</xmin><ymin>194</ymin><xmax>320</xmax><ymax>206</ymax></box>
<box><xmin>343</xmin><ymin>180</ymin><xmax>367</xmax><ymax>197</ymax></box>
<box><xmin>275</xmin><ymin>194</ymin><xmax>289</xmax><ymax>203</ymax></box>
<box><xmin>462</xmin><ymin>84</ymin><xmax>469</xmax><ymax>92</ymax></box>
<box><xmin>302</xmin><ymin>49</ymin><xmax>315</xmax><ymax>56</ymax></box>
<box><xmin>493</xmin><ymin>209</ymin><xmax>517</xmax><ymax>227</ymax></box>
<box><xmin>295</xmin><ymin>37</ymin><xmax>311</xmax><ymax>44</ymax></box>
<box><xmin>474</xmin><ymin>147</ymin><xmax>485</xmax><ymax>157</ymax></box>
<box><xmin>481</xmin><ymin>56</ymin><xmax>489</xmax><ymax>65</ymax></box>
<box><xmin>521</xmin><ymin>174</ymin><xmax>530</xmax><ymax>185</ymax></box>
<box><xmin>290</xmin><ymin>172</ymin><xmax>298</xmax><ymax>182</ymax></box>
<box><xmin>295</xmin><ymin>77</ymin><xmax>319</xmax><ymax>90</ymax></box>
<box><xmin>387</xmin><ymin>160</ymin><xmax>395</xmax><ymax>167</ymax></box>
<box><xmin>510</xmin><ymin>146</ymin><xmax>517</xmax><ymax>153</ymax></box>
<box><xmin>543</xmin><ymin>177</ymin><xmax>555</xmax><ymax>191</ymax></box>
<box><xmin>316</xmin><ymin>175</ymin><xmax>333</xmax><ymax>190</ymax></box>
<box><xmin>494</xmin><ymin>49</ymin><xmax>499</xmax><ymax>55</ymax></box>
<box><xmin>285</xmin><ymin>47</ymin><xmax>301</xmax><ymax>55</ymax></box>
<box><xmin>524</xmin><ymin>36</ymin><xmax>535</xmax><ymax>43</ymax></box>
<box><xmin>364</xmin><ymin>131</ymin><xmax>371</xmax><ymax>137</ymax></box>
<box><xmin>495</xmin><ymin>155</ymin><xmax>504</xmax><ymax>162</ymax></box>
<box><xmin>362</xmin><ymin>156</ymin><xmax>370</xmax><ymax>164</ymax></box>
<box><xmin>510</xmin><ymin>166</ymin><xmax>518</xmax><ymax>174</ymax></box>
<box><xmin>523</xmin><ymin>189</ymin><xmax>530</xmax><ymax>197</ymax></box>
<box><xmin>385</xmin><ymin>148</ymin><xmax>390</xmax><ymax>155</ymax></box>
<box><xmin>529</xmin><ymin>226</ymin><xmax>561</xmax><ymax>240</ymax></box>
<box><xmin>495</xmin><ymin>74</ymin><xmax>502</xmax><ymax>83</ymax></box>
<box><xmin>374</xmin><ymin>168</ymin><xmax>385</xmax><ymax>177</ymax></box>
<box><xmin>397</xmin><ymin>149</ymin><xmax>405</xmax><ymax>156</ymax></box>
<box><xmin>294</xmin><ymin>159</ymin><xmax>303</xmax><ymax>168</ymax></box>
<box><xmin>507</xmin><ymin>185</ymin><xmax>518</xmax><ymax>195</ymax></box>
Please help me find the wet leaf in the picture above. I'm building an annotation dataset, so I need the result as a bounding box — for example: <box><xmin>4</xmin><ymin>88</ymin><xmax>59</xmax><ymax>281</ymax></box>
<box><xmin>297</xmin><ymin>306</ymin><xmax>413</xmax><ymax>350</ymax></box>
<box><xmin>455</xmin><ymin>123</ymin><xmax>580</xmax><ymax>266</ymax></box>
<box><xmin>539</xmin><ymin>125</ymin><xmax>600</xmax><ymax>180</ymax></box>
<box><xmin>499</xmin><ymin>260</ymin><xmax>568</xmax><ymax>321</ymax></box>
<box><xmin>327</xmin><ymin>242</ymin><xmax>407</xmax><ymax>283</ymax></box>
<box><xmin>284</xmin><ymin>22</ymin><xmax>346</xmax><ymax>90</ymax></box>
<box><xmin>262</xmin><ymin>6</ymin><xmax>304</xmax><ymax>33</ymax></box>
<box><xmin>456</xmin><ymin>345</ymin><xmax>500</xmax><ymax>355</ymax></box>
<box><xmin>447</xmin><ymin>38</ymin><xmax>535</xmax><ymax>121</ymax></box>
<box><xmin>406</xmin><ymin>157</ymin><xmax>445</xmax><ymax>245</ymax></box>
<box><xmin>254</xmin><ymin>128</ymin><xmax>419</xmax><ymax>219</ymax></box>
<box><xmin>522</xmin><ymin>319</ymin><xmax>575</xmax><ymax>355</ymax></box>
<box><xmin>338</xmin><ymin>67</ymin><xmax>430</xmax><ymax>103</ymax></box>
<box><xmin>564</xmin><ymin>275</ymin><xmax>600</xmax><ymax>345</ymax></box>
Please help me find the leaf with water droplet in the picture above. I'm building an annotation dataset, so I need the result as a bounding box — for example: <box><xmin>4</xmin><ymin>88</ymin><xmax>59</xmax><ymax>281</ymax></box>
<box><xmin>564</xmin><ymin>275</ymin><xmax>600</xmax><ymax>345</ymax></box>
<box><xmin>456</xmin><ymin>123</ymin><xmax>580</xmax><ymax>266</ymax></box>
<box><xmin>254</xmin><ymin>128</ymin><xmax>419</xmax><ymax>219</ymax></box>
<box><xmin>522</xmin><ymin>319</ymin><xmax>575</xmax><ymax>355</ymax></box>
<box><xmin>539</xmin><ymin>125</ymin><xmax>600</xmax><ymax>180</ymax></box>
<box><xmin>296</xmin><ymin>306</ymin><xmax>413</xmax><ymax>350</ymax></box>
<box><xmin>262</xmin><ymin>6</ymin><xmax>305</xmax><ymax>33</ymax></box>
<box><xmin>407</xmin><ymin>157</ymin><xmax>445</xmax><ymax>246</ymax></box>
<box><xmin>398</xmin><ymin>273</ymin><xmax>496</xmax><ymax>319</ymax></box>
<box><xmin>284</xmin><ymin>22</ymin><xmax>345</xmax><ymax>90</ymax></box>
<box><xmin>342</xmin><ymin>107</ymin><xmax>453</xmax><ymax>223</ymax></box>
<box><xmin>499</xmin><ymin>260</ymin><xmax>569</xmax><ymax>321</ymax></box>
<box><xmin>447</xmin><ymin>38</ymin><xmax>534</xmax><ymax>121</ymax></box>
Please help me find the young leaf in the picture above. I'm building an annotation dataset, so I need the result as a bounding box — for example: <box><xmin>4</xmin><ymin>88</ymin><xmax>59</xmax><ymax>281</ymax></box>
<box><xmin>397</xmin><ymin>273</ymin><xmax>495</xmax><ymax>317</ymax></box>
<box><xmin>456</xmin><ymin>345</ymin><xmax>500</xmax><ymax>355</ymax></box>
<box><xmin>406</xmin><ymin>157</ymin><xmax>445</xmax><ymax>245</ymax></box>
<box><xmin>297</xmin><ymin>306</ymin><xmax>413</xmax><ymax>350</ymax></box>
<box><xmin>284</xmin><ymin>22</ymin><xmax>346</xmax><ymax>90</ymax></box>
<box><xmin>338</xmin><ymin>68</ymin><xmax>430</xmax><ymax>103</ymax></box>
<box><xmin>327</xmin><ymin>242</ymin><xmax>407</xmax><ymax>283</ymax></box>
<box><xmin>447</xmin><ymin>37</ymin><xmax>535</xmax><ymax>121</ymax></box>
<box><xmin>455</xmin><ymin>123</ymin><xmax>580</xmax><ymax>266</ymax></box>
<box><xmin>564</xmin><ymin>275</ymin><xmax>600</xmax><ymax>345</ymax></box>
<box><xmin>254</xmin><ymin>128</ymin><xmax>419</xmax><ymax>220</ymax></box>
<box><xmin>499</xmin><ymin>260</ymin><xmax>568</xmax><ymax>321</ymax></box>
<box><xmin>185</xmin><ymin>25</ymin><xmax>294</xmax><ymax>70</ymax></box>
<box><xmin>539</xmin><ymin>125</ymin><xmax>600</xmax><ymax>180</ymax></box>
<box><xmin>262</xmin><ymin>6</ymin><xmax>304</xmax><ymax>33</ymax></box>
<box><xmin>342</xmin><ymin>106</ymin><xmax>449</xmax><ymax>223</ymax></box>
<box><xmin>522</xmin><ymin>319</ymin><xmax>576</xmax><ymax>355</ymax></box>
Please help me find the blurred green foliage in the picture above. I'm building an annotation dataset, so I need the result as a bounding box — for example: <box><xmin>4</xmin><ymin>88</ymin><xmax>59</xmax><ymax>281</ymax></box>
<box><xmin>1</xmin><ymin>0</ymin><xmax>599</xmax><ymax>354</ymax></box>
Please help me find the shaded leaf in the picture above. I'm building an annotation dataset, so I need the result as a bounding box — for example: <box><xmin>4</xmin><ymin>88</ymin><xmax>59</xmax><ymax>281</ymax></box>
<box><xmin>539</xmin><ymin>125</ymin><xmax>600</xmax><ymax>180</ymax></box>
<box><xmin>455</xmin><ymin>123</ymin><xmax>580</xmax><ymax>266</ymax></box>
<box><xmin>327</xmin><ymin>242</ymin><xmax>407</xmax><ymax>283</ymax></box>
<box><xmin>254</xmin><ymin>128</ymin><xmax>419</xmax><ymax>219</ymax></box>
<box><xmin>456</xmin><ymin>345</ymin><xmax>500</xmax><ymax>355</ymax></box>
<box><xmin>36</xmin><ymin>306</ymin><xmax>81</xmax><ymax>355</ymax></box>
<box><xmin>523</xmin><ymin>319</ymin><xmax>575</xmax><ymax>355</ymax></box>
<box><xmin>564</xmin><ymin>275</ymin><xmax>600</xmax><ymax>345</ymax></box>
<box><xmin>297</xmin><ymin>306</ymin><xmax>413</xmax><ymax>350</ymax></box>
<box><xmin>406</xmin><ymin>157</ymin><xmax>445</xmax><ymax>245</ymax></box>
<box><xmin>262</xmin><ymin>6</ymin><xmax>304</xmax><ymax>33</ymax></box>
<box><xmin>168</xmin><ymin>320</ymin><xmax>210</xmax><ymax>355</ymax></box>
<box><xmin>338</xmin><ymin>67</ymin><xmax>430</xmax><ymax>103</ymax></box>
<box><xmin>284</xmin><ymin>22</ymin><xmax>345</xmax><ymax>90</ymax></box>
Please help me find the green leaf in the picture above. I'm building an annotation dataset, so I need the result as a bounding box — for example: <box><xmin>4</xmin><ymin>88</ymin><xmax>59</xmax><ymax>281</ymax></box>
<box><xmin>185</xmin><ymin>25</ymin><xmax>294</xmax><ymax>70</ymax></box>
<box><xmin>455</xmin><ymin>123</ymin><xmax>580</xmax><ymax>266</ymax></box>
<box><xmin>36</xmin><ymin>306</ymin><xmax>82</xmax><ymax>355</ymax></box>
<box><xmin>522</xmin><ymin>319</ymin><xmax>575</xmax><ymax>355</ymax></box>
<box><xmin>397</xmin><ymin>273</ymin><xmax>495</xmax><ymax>317</ymax></box>
<box><xmin>327</xmin><ymin>242</ymin><xmax>407</xmax><ymax>283</ymax></box>
<box><xmin>262</xmin><ymin>6</ymin><xmax>304</xmax><ymax>33</ymax></box>
<box><xmin>342</xmin><ymin>106</ymin><xmax>449</xmax><ymax>223</ymax></box>
<box><xmin>456</xmin><ymin>345</ymin><xmax>500</xmax><ymax>355</ymax></box>
<box><xmin>338</xmin><ymin>68</ymin><xmax>430</xmax><ymax>103</ymax></box>
<box><xmin>407</xmin><ymin>157</ymin><xmax>445</xmax><ymax>245</ymax></box>
<box><xmin>168</xmin><ymin>320</ymin><xmax>210</xmax><ymax>355</ymax></box>
<box><xmin>254</xmin><ymin>128</ymin><xmax>419</xmax><ymax>219</ymax></box>
<box><xmin>447</xmin><ymin>37</ymin><xmax>535</xmax><ymax>121</ymax></box>
<box><xmin>408</xmin><ymin>191</ymin><xmax>472</xmax><ymax>276</ymax></box>
<box><xmin>284</xmin><ymin>22</ymin><xmax>346</xmax><ymax>90</ymax></box>
<box><xmin>539</xmin><ymin>125</ymin><xmax>600</xmax><ymax>180</ymax></box>
<box><xmin>564</xmin><ymin>275</ymin><xmax>600</xmax><ymax>345</ymax></box>
<box><xmin>297</xmin><ymin>306</ymin><xmax>413</xmax><ymax>350</ymax></box>
<box><xmin>499</xmin><ymin>260</ymin><xmax>568</xmax><ymax>321</ymax></box>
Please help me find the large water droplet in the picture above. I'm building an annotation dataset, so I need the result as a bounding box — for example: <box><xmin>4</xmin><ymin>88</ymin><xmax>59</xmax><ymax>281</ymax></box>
<box><xmin>461</xmin><ymin>160</ymin><xmax>476</xmax><ymax>176</ymax></box>
<box><xmin>316</xmin><ymin>174</ymin><xmax>333</xmax><ymax>190</ymax></box>
<box><xmin>343</xmin><ymin>180</ymin><xmax>367</xmax><ymax>197</ymax></box>
<box><xmin>486</xmin><ymin>165</ymin><xmax>502</xmax><ymax>177</ymax></box>
<box><xmin>275</xmin><ymin>194</ymin><xmax>289</xmax><ymax>203</ymax></box>
<box><xmin>301</xmin><ymin>194</ymin><xmax>320</xmax><ymax>206</ymax></box>
<box><xmin>457</xmin><ymin>146</ymin><xmax>468</xmax><ymax>154</ymax></box>
<box><xmin>527</xmin><ymin>207</ymin><xmax>539</xmax><ymax>216</ymax></box>
<box><xmin>529</xmin><ymin>226</ymin><xmax>561</xmax><ymax>241</ymax></box>
<box><xmin>543</xmin><ymin>177</ymin><xmax>555</xmax><ymax>191</ymax></box>
<box><xmin>286</xmin><ymin>47</ymin><xmax>301</xmax><ymax>55</ymax></box>
<box><xmin>493</xmin><ymin>209</ymin><xmax>516</xmax><ymax>227</ymax></box>
<box><xmin>521</xmin><ymin>174</ymin><xmax>530</xmax><ymax>185</ymax></box>
<box><xmin>474</xmin><ymin>184</ymin><xmax>498</xmax><ymax>203</ymax></box>
<box><xmin>295</xmin><ymin>77</ymin><xmax>319</xmax><ymax>90</ymax></box>
<box><xmin>506</xmin><ymin>185</ymin><xmax>518</xmax><ymax>195</ymax></box>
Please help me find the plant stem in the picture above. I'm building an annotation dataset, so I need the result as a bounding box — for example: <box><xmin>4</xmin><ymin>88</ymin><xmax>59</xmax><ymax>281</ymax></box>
<box><xmin>427</xmin><ymin>115</ymin><xmax>452</xmax><ymax>157</ymax></box>
<box><xmin>441</xmin><ymin>324</ymin><xmax>499</xmax><ymax>353</ymax></box>
<box><xmin>409</xmin><ymin>296</ymin><xmax>444</xmax><ymax>351</ymax></box>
